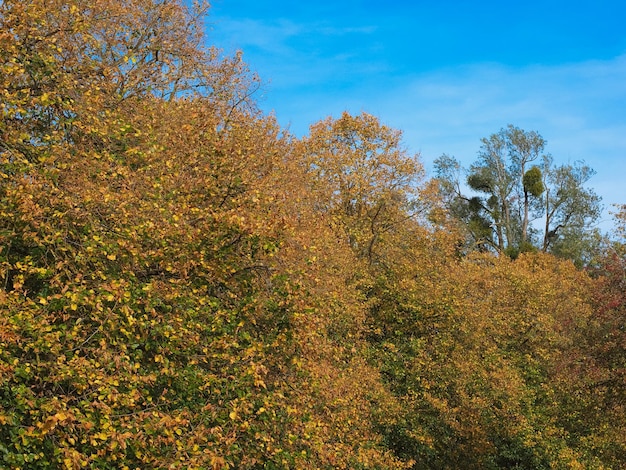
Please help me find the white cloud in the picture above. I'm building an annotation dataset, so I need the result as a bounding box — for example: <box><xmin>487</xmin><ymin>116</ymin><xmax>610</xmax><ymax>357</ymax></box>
<box><xmin>380</xmin><ymin>57</ymin><xmax>626</xmax><ymax>229</ymax></box>
<box><xmin>258</xmin><ymin>55</ymin><xmax>626</xmax><ymax>226</ymax></box>
<box><xmin>209</xmin><ymin>17</ymin><xmax>303</xmax><ymax>55</ymax></box>
<box><xmin>209</xmin><ymin>16</ymin><xmax>384</xmax><ymax>90</ymax></box>
<box><xmin>210</xmin><ymin>17</ymin><xmax>376</xmax><ymax>55</ymax></box>
<box><xmin>372</xmin><ymin>56</ymin><xmax>626</xmax><ymax>166</ymax></box>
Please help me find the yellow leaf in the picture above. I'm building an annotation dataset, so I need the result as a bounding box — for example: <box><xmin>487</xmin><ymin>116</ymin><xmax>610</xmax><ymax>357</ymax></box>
<box><xmin>40</xmin><ymin>416</ymin><xmax>58</xmax><ymax>433</ymax></box>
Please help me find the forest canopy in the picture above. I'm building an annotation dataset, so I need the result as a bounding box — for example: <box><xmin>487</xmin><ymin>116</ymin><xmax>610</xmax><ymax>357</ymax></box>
<box><xmin>1</xmin><ymin>1</ymin><xmax>624</xmax><ymax>469</ymax></box>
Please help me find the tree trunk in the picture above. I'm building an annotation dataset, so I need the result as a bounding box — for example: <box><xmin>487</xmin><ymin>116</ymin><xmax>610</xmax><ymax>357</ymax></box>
<box><xmin>522</xmin><ymin>189</ymin><xmax>529</xmax><ymax>245</ymax></box>
<box><xmin>543</xmin><ymin>188</ymin><xmax>551</xmax><ymax>251</ymax></box>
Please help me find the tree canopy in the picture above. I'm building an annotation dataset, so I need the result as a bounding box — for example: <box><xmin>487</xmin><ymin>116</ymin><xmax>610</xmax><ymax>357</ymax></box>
<box><xmin>435</xmin><ymin>125</ymin><xmax>602</xmax><ymax>263</ymax></box>
<box><xmin>1</xmin><ymin>1</ymin><xmax>624</xmax><ymax>469</ymax></box>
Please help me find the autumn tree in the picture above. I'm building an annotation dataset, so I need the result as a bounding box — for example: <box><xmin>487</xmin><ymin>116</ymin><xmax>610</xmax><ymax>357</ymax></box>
<box><xmin>0</xmin><ymin>1</ymin><xmax>412</xmax><ymax>468</ymax></box>
<box><xmin>369</xmin><ymin>245</ymin><xmax>616</xmax><ymax>468</ymax></box>
<box><xmin>555</xmin><ymin>204</ymin><xmax>626</xmax><ymax>467</ymax></box>
<box><xmin>300</xmin><ymin>111</ymin><xmax>424</xmax><ymax>265</ymax></box>
<box><xmin>3</xmin><ymin>1</ymin><xmax>624</xmax><ymax>468</ymax></box>
<box><xmin>435</xmin><ymin>125</ymin><xmax>601</xmax><ymax>262</ymax></box>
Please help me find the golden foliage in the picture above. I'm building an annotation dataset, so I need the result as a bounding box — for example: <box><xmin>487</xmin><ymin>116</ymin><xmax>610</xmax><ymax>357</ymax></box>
<box><xmin>0</xmin><ymin>0</ymin><xmax>623</xmax><ymax>468</ymax></box>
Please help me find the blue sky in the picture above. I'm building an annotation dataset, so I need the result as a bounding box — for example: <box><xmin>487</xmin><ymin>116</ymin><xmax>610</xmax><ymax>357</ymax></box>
<box><xmin>205</xmin><ymin>0</ymin><xmax>626</xmax><ymax>230</ymax></box>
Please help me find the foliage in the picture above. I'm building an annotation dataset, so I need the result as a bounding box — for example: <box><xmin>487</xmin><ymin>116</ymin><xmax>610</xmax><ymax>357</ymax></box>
<box><xmin>0</xmin><ymin>1</ymin><xmax>624</xmax><ymax>469</ymax></box>
<box><xmin>562</xmin><ymin>205</ymin><xmax>626</xmax><ymax>468</ymax></box>
<box><xmin>300</xmin><ymin>111</ymin><xmax>424</xmax><ymax>265</ymax></box>
<box><xmin>367</xmin><ymin>244</ymin><xmax>618</xmax><ymax>468</ymax></box>
<box><xmin>434</xmin><ymin>126</ymin><xmax>602</xmax><ymax>264</ymax></box>
<box><xmin>0</xmin><ymin>1</ymin><xmax>403</xmax><ymax>468</ymax></box>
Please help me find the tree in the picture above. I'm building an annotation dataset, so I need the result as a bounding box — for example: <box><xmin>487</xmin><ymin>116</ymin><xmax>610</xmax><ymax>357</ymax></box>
<box><xmin>300</xmin><ymin>112</ymin><xmax>424</xmax><ymax>264</ymax></box>
<box><xmin>0</xmin><ymin>2</ymin><xmax>407</xmax><ymax>468</ymax></box>
<box><xmin>536</xmin><ymin>205</ymin><xmax>626</xmax><ymax>468</ymax></box>
<box><xmin>539</xmin><ymin>156</ymin><xmax>602</xmax><ymax>261</ymax></box>
<box><xmin>434</xmin><ymin>125</ymin><xmax>601</xmax><ymax>262</ymax></box>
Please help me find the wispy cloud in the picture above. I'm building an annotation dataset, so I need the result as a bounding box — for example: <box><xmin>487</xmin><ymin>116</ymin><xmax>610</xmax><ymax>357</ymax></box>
<box><xmin>255</xmin><ymin>55</ymin><xmax>626</xmax><ymax>219</ymax></box>
<box><xmin>379</xmin><ymin>56</ymin><xmax>626</xmax><ymax>164</ymax></box>
<box><xmin>209</xmin><ymin>16</ymin><xmax>384</xmax><ymax>89</ymax></box>
<box><xmin>210</xmin><ymin>17</ymin><xmax>377</xmax><ymax>55</ymax></box>
<box><xmin>317</xmin><ymin>25</ymin><xmax>378</xmax><ymax>35</ymax></box>
<box><xmin>209</xmin><ymin>17</ymin><xmax>303</xmax><ymax>55</ymax></box>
